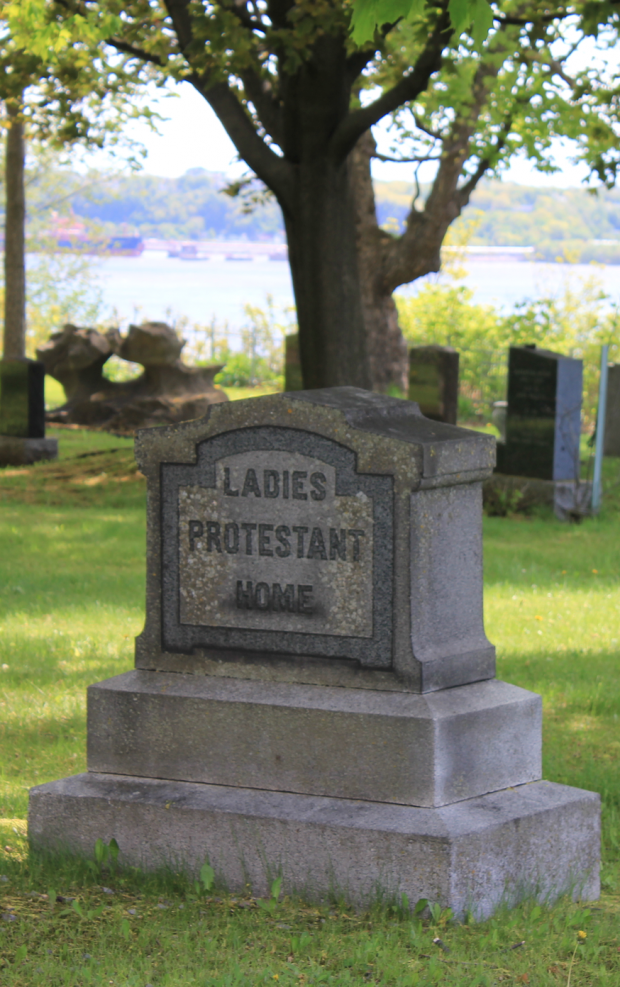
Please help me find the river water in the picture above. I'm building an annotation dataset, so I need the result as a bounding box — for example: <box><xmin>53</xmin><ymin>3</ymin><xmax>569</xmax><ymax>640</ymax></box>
<box><xmin>90</xmin><ymin>251</ymin><xmax>620</xmax><ymax>347</ymax></box>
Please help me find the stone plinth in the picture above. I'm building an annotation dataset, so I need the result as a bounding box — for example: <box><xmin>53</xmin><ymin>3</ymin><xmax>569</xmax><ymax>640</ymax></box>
<box><xmin>29</xmin><ymin>775</ymin><xmax>600</xmax><ymax>921</ymax></box>
<box><xmin>87</xmin><ymin>672</ymin><xmax>542</xmax><ymax>808</ymax></box>
<box><xmin>0</xmin><ymin>435</ymin><xmax>58</xmax><ymax>467</ymax></box>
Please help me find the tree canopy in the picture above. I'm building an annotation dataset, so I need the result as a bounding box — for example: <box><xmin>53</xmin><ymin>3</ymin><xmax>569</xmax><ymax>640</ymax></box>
<box><xmin>5</xmin><ymin>0</ymin><xmax>620</xmax><ymax>387</ymax></box>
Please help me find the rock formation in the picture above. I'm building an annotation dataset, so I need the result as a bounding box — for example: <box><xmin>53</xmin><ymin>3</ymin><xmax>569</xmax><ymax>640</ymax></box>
<box><xmin>37</xmin><ymin>321</ymin><xmax>227</xmax><ymax>434</ymax></box>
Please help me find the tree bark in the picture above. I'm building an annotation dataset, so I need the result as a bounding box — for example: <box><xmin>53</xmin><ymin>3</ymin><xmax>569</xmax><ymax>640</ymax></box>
<box><xmin>3</xmin><ymin>99</ymin><xmax>26</xmax><ymax>360</ymax></box>
<box><xmin>350</xmin><ymin>132</ymin><xmax>408</xmax><ymax>393</ymax></box>
<box><xmin>284</xmin><ymin>156</ymin><xmax>370</xmax><ymax>389</ymax></box>
<box><xmin>182</xmin><ymin>10</ymin><xmax>450</xmax><ymax>391</ymax></box>
<box><xmin>347</xmin><ymin>50</ymin><xmax>507</xmax><ymax>392</ymax></box>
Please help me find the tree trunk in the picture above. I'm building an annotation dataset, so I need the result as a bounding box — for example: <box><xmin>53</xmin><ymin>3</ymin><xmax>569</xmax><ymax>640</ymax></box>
<box><xmin>350</xmin><ymin>132</ymin><xmax>408</xmax><ymax>393</ymax></box>
<box><xmin>284</xmin><ymin>156</ymin><xmax>371</xmax><ymax>390</ymax></box>
<box><xmin>3</xmin><ymin>100</ymin><xmax>26</xmax><ymax>360</ymax></box>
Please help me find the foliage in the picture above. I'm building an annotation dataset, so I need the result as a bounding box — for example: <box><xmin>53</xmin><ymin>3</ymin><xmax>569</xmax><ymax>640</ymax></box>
<box><xmin>22</xmin><ymin>165</ymin><xmax>285</xmax><ymax>243</ymax></box>
<box><xmin>376</xmin><ymin>179</ymin><xmax>620</xmax><ymax>263</ymax></box>
<box><xmin>9</xmin><ymin>1</ymin><xmax>620</xmax><ymax>224</ymax></box>
<box><xmin>1</xmin><ymin>431</ymin><xmax>620</xmax><ymax>981</ymax></box>
<box><xmin>0</xmin><ymin>250</ymin><xmax>104</xmax><ymax>358</ymax></box>
<box><xmin>397</xmin><ymin>274</ymin><xmax>620</xmax><ymax>424</ymax></box>
<box><xmin>184</xmin><ymin>296</ymin><xmax>292</xmax><ymax>387</ymax></box>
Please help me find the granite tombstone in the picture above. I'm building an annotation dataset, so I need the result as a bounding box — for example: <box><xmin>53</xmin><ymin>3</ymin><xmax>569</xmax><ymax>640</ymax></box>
<box><xmin>29</xmin><ymin>388</ymin><xmax>600</xmax><ymax>918</ymax></box>
<box><xmin>0</xmin><ymin>357</ymin><xmax>58</xmax><ymax>466</ymax></box>
<box><xmin>284</xmin><ymin>334</ymin><xmax>303</xmax><ymax>392</ymax></box>
<box><xmin>603</xmin><ymin>363</ymin><xmax>620</xmax><ymax>458</ymax></box>
<box><xmin>498</xmin><ymin>345</ymin><xmax>583</xmax><ymax>481</ymax></box>
<box><xmin>408</xmin><ymin>345</ymin><xmax>459</xmax><ymax>425</ymax></box>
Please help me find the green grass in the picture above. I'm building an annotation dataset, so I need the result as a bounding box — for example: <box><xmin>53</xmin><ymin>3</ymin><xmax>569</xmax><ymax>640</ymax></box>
<box><xmin>1</xmin><ymin>427</ymin><xmax>620</xmax><ymax>984</ymax></box>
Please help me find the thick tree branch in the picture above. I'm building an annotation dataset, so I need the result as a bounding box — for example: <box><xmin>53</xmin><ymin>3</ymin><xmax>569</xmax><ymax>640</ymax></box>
<box><xmin>240</xmin><ymin>69</ymin><xmax>284</xmax><ymax>145</ymax></box>
<box><xmin>374</xmin><ymin>151</ymin><xmax>440</xmax><ymax>163</ymax></box>
<box><xmin>105</xmin><ymin>37</ymin><xmax>164</xmax><ymax>66</ymax></box>
<box><xmin>162</xmin><ymin>0</ymin><xmax>194</xmax><ymax>52</ymax></box>
<box><xmin>330</xmin><ymin>7</ymin><xmax>451</xmax><ymax>162</ymax></box>
<box><xmin>191</xmin><ymin>77</ymin><xmax>293</xmax><ymax>212</ymax></box>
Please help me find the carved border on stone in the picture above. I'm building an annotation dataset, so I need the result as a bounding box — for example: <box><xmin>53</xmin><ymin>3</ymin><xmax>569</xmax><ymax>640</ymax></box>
<box><xmin>160</xmin><ymin>426</ymin><xmax>394</xmax><ymax>667</ymax></box>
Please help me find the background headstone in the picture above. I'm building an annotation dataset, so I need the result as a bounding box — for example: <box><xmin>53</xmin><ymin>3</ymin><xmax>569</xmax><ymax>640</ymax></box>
<box><xmin>0</xmin><ymin>358</ymin><xmax>58</xmax><ymax>466</ymax></box>
<box><xmin>0</xmin><ymin>358</ymin><xmax>46</xmax><ymax>437</ymax></box>
<box><xmin>498</xmin><ymin>345</ymin><xmax>583</xmax><ymax>481</ymax></box>
<box><xmin>604</xmin><ymin>363</ymin><xmax>620</xmax><ymax>457</ymax></box>
<box><xmin>408</xmin><ymin>345</ymin><xmax>459</xmax><ymax>424</ymax></box>
<box><xmin>284</xmin><ymin>333</ymin><xmax>303</xmax><ymax>391</ymax></box>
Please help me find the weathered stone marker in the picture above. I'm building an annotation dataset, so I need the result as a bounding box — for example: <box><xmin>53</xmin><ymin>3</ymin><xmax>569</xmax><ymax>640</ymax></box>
<box><xmin>408</xmin><ymin>345</ymin><xmax>459</xmax><ymax>425</ymax></box>
<box><xmin>29</xmin><ymin>388</ymin><xmax>600</xmax><ymax>918</ymax></box>
<box><xmin>604</xmin><ymin>363</ymin><xmax>620</xmax><ymax>458</ymax></box>
<box><xmin>284</xmin><ymin>333</ymin><xmax>303</xmax><ymax>392</ymax></box>
<box><xmin>497</xmin><ymin>345</ymin><xmax>583</xmax><ymax>480</ymax></box>
<box><xmin>0</xmin><ymin>357</ymin><xmax>58</xmax><ymax>466</ymax></box>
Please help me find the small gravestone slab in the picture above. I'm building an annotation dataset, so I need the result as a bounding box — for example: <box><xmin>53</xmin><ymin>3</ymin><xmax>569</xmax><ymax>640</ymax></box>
<box><xmin>0</xmin><ymin>358</ymin><xmax>57</xmax><ymax>466</ymax></box>
<box><xmin>499</xmin><ymin>345</ymin><xmax>583</xmax><ymax>481</ymax></box>
<box><xmin>604</xmin><ymin>364</ymin><xmax>620</xmax><ymax>458</ymax></box>
<box><xmin>408</xmin><ymin>346</ymin><xmax>459</xmax><ymax>425</ymax></box>
<box><xmin>0</xmin><ymin>358</ymin><xmax>46</xmax><ymax>437</ymax></box>
<box><xmin>284</xmin><ymin>334</ymin><xmax>303</xmax><ymax>391</ymax></box>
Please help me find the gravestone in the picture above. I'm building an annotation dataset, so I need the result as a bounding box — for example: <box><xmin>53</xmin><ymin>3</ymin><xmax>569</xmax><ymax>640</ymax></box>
<box><xmin>284</xmin><ymin>333</ymin><xmax>303</xmax><ymax>392</ymax></box>
<box><xmin>0</xmin><ymin>358</ymin><xmax>58</xmax><ymax>466</ymax></box>
<box><xmin>408</xmin><ymin>345</ymin><xmax>459</xmax><ymax>424</ymax></box>
<box><xmin>604</xmin><ymin>363</ymin><xmax>620</xmax><ymax>457</ymax></box>
<box><xmin>498</xmin><ymin>345</ymin><xmax>583</xmax><ymax>480</ymax></box>
<box><xmin>29</xmin><ymin>388</ymin><xmax>599</xmax><ymax>918</ymax></box>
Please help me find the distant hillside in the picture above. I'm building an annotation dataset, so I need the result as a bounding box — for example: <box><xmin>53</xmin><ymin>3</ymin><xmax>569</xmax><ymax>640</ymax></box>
<box><xmin>374</xmin><ymin>179</ymin><xmax>620</xmax><ymax>263</ymax></box>
<box><xmin>9</xmin><ymin>163</ymin><xmax>620</xmax><ymax>262</ymax></box>
<box><xmin>17</xmin><ymin>167</ymin><xmax>284</xmax><ymax>243</ymax></box>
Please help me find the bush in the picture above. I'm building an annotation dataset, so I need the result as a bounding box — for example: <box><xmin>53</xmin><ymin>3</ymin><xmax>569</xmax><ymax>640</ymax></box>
<box><xmin>397</xmin><ymin>273</ymin><xmax>620</xmax><ymax>426</ymax></box>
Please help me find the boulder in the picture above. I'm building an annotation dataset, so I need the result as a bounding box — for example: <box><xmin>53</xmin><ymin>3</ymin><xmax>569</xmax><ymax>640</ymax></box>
<box><xmin>40</xmin><ymin>321</ymin><xmax>227</xmax><ymax>432</ymax></box>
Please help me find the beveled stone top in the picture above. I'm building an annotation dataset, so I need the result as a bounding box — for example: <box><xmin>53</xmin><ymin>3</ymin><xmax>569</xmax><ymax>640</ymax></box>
<box><xmin>134</xmin><ymin>388</ymin><xmax>496</xmax><ymax>693</ymax></box>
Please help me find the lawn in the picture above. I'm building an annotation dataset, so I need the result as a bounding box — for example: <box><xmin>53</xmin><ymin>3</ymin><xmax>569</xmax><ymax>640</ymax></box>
<box><xmin>1</xmin><ymin>426</ymin><xmax>619</xmax><ymax>985</ymax></box>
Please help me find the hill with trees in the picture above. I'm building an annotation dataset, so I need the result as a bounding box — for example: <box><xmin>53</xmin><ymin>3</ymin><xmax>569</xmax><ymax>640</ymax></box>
<box><xmin>5</xmin><ymin>162</ymin><xmax>620</xmax><ymax>262</ymax></box>
<box><xmin>376</xmin><ymin>180</ymin><xmax>620</xmax><ymax>263</ymax></box>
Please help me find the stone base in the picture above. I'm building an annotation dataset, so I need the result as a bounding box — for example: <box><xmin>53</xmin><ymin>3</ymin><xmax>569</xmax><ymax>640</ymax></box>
<box><xmin>29</xmin><ymin>774</ymin><xmax>600</xmax><ymax>920</ymax></box>
<box><xmin>0</xmin><ymin>435</ymin><xmax>58</xmax><ymax>467</ymax></box>
<box><xmin>87</xmin><ymin>671</ymin><xmax>542</xmax><ymax>808</ymax></box>
<box><xmin>485</xmin><ymin>474</ymin><xmax>592</xmax><ymax>520</ymax></box>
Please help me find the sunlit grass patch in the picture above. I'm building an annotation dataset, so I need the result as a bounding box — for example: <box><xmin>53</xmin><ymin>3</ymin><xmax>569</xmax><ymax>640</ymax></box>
<box><xmin>0</xmin><ymin>427</ymin><xmax>619</xmax><ymax>982</ymax></box>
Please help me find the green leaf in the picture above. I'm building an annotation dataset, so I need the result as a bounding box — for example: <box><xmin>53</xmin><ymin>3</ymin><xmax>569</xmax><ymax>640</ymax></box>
<box><xmin>94</xmin><ymin>838</ymin><xmax>107</xmax><ymax>865</ymax></box>
<box><xmin>448</xmin><ymin>0</ymin><xmax>471</xmax><ymax>36</ymax></box>
<box><xmin>71</xmin><ymin>900</ymin><xmax>84</xmax><ymax>918</ymax></box>
<box><xmin>199</xmin><ymin>862</ymin><xmax>215</xmax><ymax>892</ymax></box>
<box><xmin>470</xmin><ymin>0</ymin><xmax>494</xmax><ymax>50</ymax></box>
<box><xmin>413</xmin><ymin>897</ymin><xmax>429</xmax><ymax>915</ymax></box>
<box><xmin>350</xmin><ymin>0</ymin><xmax>421</xmax><ymax>45</ymax></box>
<box><xmin>13</xmin><ymin>944</ymin><xmax>27</xmax><ymax>964</ymax></box>
<box><xmin>86</xmin><ymin>904</ymin><xmax>107</xmax><ymax>920</ymax></box>
<box><xmin>270</xmin><ymin>876</ymin><xmax>282</xmax><ymax>901</ymax></box>
<box><xmin>108</xmin><ymin>838</ymin><xmax>120</xmax><ymax>864</ymax></box>
<box><xmin>120</xmin><ymin>917</ymin><xmax>131</xmax><ymax>941</ymax></box>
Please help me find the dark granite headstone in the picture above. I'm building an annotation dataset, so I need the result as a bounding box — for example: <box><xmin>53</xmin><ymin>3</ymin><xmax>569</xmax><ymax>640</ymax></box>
<box><xmin>408</xmin><ymin>345</ymin><xmax>459</xmax><ymax>424</ymax></box>
<box><xmin>0</xmin><ymin>358</ymin><xmax>46</xmax><ymax>438</ymax></box>
<box><xmin>284</xmin><ymin>334</ymin><xmax>303</xmax><ymax>391</ymax></box>
<box><xmin>604</xmin><ymin>364</ymin><xmax>620</xmax><ymax>458</ymax></box>
<box><xmin>499</xmin><ymin>346</ymin><xmax>583</xmax><ymax>481</ymax></box>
